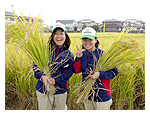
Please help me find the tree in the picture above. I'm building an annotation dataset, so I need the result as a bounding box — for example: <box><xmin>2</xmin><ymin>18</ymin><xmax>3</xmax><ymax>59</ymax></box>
<box><xmin>82</xmin><ymin>23</ymin><xmax>86</xmax><ymax>30</ymax></box>
<box><xmin>92</xmin><ymin>25</ymin><xmax>100</xmax><ymax>32</ymax></box>
<box><xmin>74</xmin><ymin>26</ymin><xmax>77</xmax><ymax>31</ymax></box>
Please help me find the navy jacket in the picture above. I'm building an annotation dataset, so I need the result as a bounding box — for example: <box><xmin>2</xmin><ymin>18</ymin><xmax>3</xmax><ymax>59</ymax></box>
<box><xmin>74</xmin><ymin>48</ymin><xmax>118</xmax><ymax>102</ymax></box>
<box><xmin>32</xmin><ymin>46</ymin><xmax>74</xmax><ymax>94</ymax></box>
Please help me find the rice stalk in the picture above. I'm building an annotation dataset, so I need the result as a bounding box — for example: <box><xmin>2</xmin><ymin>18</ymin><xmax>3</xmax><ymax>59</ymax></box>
<box><xmin>5</xmin><ymin>43</ymin><xmax>37</xmax><ymax>109</ymax></box>
<box><xmin>5</xmin><ymin>9</ymin><xmax>54</xmax><ymax>94</ymax></box>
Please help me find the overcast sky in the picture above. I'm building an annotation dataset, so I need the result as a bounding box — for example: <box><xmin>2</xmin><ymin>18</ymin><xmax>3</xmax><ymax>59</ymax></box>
<box><xmin>4</xmin><ymin>0</ymin><xmax>149</xmax><ymax>27</ymax></box>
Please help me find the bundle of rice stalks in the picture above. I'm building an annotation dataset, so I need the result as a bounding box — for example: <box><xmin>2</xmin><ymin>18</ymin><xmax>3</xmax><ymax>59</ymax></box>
<box><xmin>5</xmin><ymin>9</ymin><xmax>55</xmax><ymax>94</ymax></box>
<box><xmin>75</xmin><ymin>29</ymin><xmax>145</xmax><ymax>104</ymax></box>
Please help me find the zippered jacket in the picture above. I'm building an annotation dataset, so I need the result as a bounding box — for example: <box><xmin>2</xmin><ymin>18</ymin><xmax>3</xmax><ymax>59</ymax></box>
<box><xmin>74</xmin><ymin>48</ymin><xmax>118</xmax><ymax>102</ymax></box>
<box><xmin>32</xmin><ymin>46</ymin><xmax>74</xmax><ymax>94</ymax></box>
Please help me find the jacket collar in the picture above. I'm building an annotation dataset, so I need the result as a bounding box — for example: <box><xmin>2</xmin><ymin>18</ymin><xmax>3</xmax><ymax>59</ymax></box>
<box><xmin>86</xmin><ymin>47</ymin><xmax>103</xmax><ymax>60</ymax></box>
<box><xmin>86</xmin><ymin>47</ymin><xmax>99</xmax><ymax>55</ymax></box>
<box><xmin>54</xmin><ymin>45</ymin><xmax>65</xmax><ymax>53</ymax></box>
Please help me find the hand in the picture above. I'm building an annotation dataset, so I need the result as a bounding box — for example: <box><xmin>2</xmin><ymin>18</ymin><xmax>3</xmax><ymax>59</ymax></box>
<box><xmin>76</xmin><ymin>45</ymin><xmax>83</xmax><ymax>57</ymax></box>
<box><xmin>85</xmin><ymin>72</ymin><xmax>100</xmax><ymax>80</ymax></box>
<box><xmin>41</xmin><ymin>75</ymin><xmax>51</xmax><ymax>87</ymax></box>
<box><xmin>49</xmin><ymin>77</ymin><xmax>55</xmax><ymax>85</ymax></box>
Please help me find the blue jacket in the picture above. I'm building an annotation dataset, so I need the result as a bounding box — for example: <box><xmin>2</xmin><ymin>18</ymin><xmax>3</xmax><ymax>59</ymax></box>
<box><xmin>74</xmin><ymin>48</ymin><xmax>118</xmax><ymax>102</ymax></box>
<box><xmin>32</xmin><ymin>46</ymin><xmax>74</xmax><ymax>94</ymax></box>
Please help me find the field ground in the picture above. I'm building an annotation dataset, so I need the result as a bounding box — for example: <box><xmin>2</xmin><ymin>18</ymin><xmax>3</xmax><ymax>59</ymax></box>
<box><xmin>5</xmin><ymin>32</ymin><xmax>145</xmax><ymax>110</ymax></box>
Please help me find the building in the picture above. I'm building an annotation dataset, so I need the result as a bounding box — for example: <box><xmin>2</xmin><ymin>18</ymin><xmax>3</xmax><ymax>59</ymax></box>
<box><xmin>5</xmin><ymin>11</ymin><xmax>18</xmax><ymax>23</ymax></box>
<box><xmin>19</xmin><ymin>16</ymin><xmax>43</xmax><ymax>25</ymax></box>
<box><xmin>76</xmin><ymin>19</ymin><xmax>99</xmax><ymax>32</ymax></box>
<box><xmin>19</xmin><ymin>16</ymin><xmax>44</xmax><ymax>32</ymax></box>
<box><xmin>122</xmin><ymin>19</ymin><xmax>145</xmax><ymax>33</ymax></box>
<box><xmin>5</xmin><ymin>11</ymin><xmax>43</xmax><ymax>27</ymax></box>
<box><xmin>56</xmin><ymin>19</ymin><xmax>99</xmax><ymax>32</ymax></box>
<box><xmin>56</xmin><ymin>20</ymin><xmax>75</xmax><ymax>32</ymax></box>
<box><xmin>102</xmin><ymin>19</ymin><xmax>122</xmax><ymax>32</ymax></box>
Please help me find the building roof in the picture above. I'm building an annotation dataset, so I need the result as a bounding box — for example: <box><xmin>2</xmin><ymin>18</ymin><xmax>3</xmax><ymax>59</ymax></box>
<box><xmin>134</xmin><ymin>24</ymin><xmax>144</xmax><ymax>28</ymax></box>
<box><xmin>124</xmin><ymin>24</ymin><xmax>131</xmax><ymax>27</ymax></box>
<box><xmin>5</xmin><ymin>11</ymin><xmax>17</xmax><ymax>17</ymax></box>
<box><xmin>56</xmin><ymin>20</ymin><xmax>75</xmax><ymax>24</ymax></box>
<box><xmin>123</xmin><ymin>19</ymin><xmax>142</xmax><ymax>23</ymax></box>
<box><xmin>19</xmin><ymin>16</ymin><xmax>43</xmax><ymax>21</ymax></box>
<box><xmin>103</xmin><ymin>19</ymin><xmax>121</xmax><ymax>23</ymax></box>
<box><xmin>80</xmin><ymin>19</ymin><xmax>95</xmax><ymax>23</ymax></box>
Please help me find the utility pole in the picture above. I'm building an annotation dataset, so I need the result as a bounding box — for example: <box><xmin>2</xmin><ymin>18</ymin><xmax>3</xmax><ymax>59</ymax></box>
<box><xmin>10</xmin><ymin>5</ymin><xmax>14</xmax><ymax>10</ymax></box>
<box><xmin>51</xmin><ymin>14</ymin><xmax>52</xmax><ymax>26</ymax></box>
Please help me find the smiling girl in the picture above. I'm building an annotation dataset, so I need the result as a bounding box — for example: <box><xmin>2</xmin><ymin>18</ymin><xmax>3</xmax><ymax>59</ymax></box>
<box><xmin>33</xmin><ymin>23</ymin><xmax>74</xmax><ymax>110</ymax></box>
<box><xmin>74</xmin><ymin>27</ymin><xmax>118</xmax><ymax>110</ymax></box>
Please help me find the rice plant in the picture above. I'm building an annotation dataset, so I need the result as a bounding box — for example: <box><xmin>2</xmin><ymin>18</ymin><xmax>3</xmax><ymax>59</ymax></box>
<box><xmin>5</xmin><ymin>32</ymin><xmax>145</xmax><ymax>109</ymax></box>
<box><xmin>6</xmin><ymin>10</ymin><xmax>51</xmax><ymax>74</ymax></box>
<box><xmin>5</xmin><ymin>8</ymin><xmax>58</xmax><ymax>96</ymax></box>
<box><xmin>5</xmin><ymin>43</ymin><xmax>37</xmax><ymax>109</ymax></box>
<box><xmin>68</xmin><ymin>73</ymin><xmax>83</xmax><ymax>109</ymax></box>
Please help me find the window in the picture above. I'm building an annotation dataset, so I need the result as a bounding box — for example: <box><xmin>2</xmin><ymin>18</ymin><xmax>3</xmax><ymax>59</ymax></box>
<box><xmin>10</xmin><ymin>18</ymin><xmax>14</xmax><ymax>21</ymax></box>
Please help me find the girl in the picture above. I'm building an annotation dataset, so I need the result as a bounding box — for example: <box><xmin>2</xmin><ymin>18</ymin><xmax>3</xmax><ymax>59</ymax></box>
<box><xmin>32</xmin><ymin>23</ymin><xmax>74</xmax><ymax>110</ymax></box>
<box><xmin>74</xmin><ymin>27</ymin><xmax>118</xmax><ymax>110</ymax></box>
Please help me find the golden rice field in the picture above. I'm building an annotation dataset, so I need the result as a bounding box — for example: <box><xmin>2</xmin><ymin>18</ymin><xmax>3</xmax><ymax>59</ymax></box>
<box><xmin>5</xmin><ymin>32</ymin><xmax>145</xmax><ymax>110</ymax></box>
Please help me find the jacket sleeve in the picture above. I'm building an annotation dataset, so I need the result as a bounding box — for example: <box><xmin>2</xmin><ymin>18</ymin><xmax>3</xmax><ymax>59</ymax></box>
<box><xmin>54</xmin><ymin>54</ymin><xmax>75</xmax><ymax>85</ymax></box>
<box><xmin>73</xmin><ymin>57</ymin><xmax>82</xmax><ymax>74</ymax></box>
<box><xmin>99</xmin><ymin>67</ymin><xmax>118</xmax><ymax>80</ymax></box>
<box><xmin>32</xmin><ymin>62</ymin><xmax>44</xmax><ymax>79</ymax></box>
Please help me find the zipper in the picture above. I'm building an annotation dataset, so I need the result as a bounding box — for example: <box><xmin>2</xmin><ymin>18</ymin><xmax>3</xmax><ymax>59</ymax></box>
<box><xmin>56</xmin><ymin>47</ymin><xmax>60</xmax><ymax>57</ymax></box>
<box><xmin>87</xmin><ymin>51</ymin><xmax>89</xmax><ymax>59</ymax></box>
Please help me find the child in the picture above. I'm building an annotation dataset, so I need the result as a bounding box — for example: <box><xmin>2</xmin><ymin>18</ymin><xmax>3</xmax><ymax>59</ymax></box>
<box><xmin>32</xmin><ymin>23</ymin><xmax>74</xmax><ymax>110</ymax></box>
<box><xmin>74</xmin><ymin>27</ymin><xmax>118</xmax><ymax>110</ymax></box>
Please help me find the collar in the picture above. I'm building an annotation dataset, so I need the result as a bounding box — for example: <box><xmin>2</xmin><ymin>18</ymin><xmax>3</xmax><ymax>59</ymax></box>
<box><xmin>86</xmin><ymin>47</ymin><xmax>99</xmax><ymax>54</ymax></box>
<box><xmin>54</xmin><ymin>45</ymin><xmax>65</xmax><ymax>52</ymax></box>
<box><xmin>86</xmin><ymin>48</ymin><xmax>103</xmax><ymax>60</ymax></box>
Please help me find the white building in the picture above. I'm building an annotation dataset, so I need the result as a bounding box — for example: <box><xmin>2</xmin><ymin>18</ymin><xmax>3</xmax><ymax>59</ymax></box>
<box><xmin>56</xmin><ymin>19</ymin><xmax>100</xmax><ymax>32</ymax></box>
<box><xmin>56</xmin><ymin>20</ymin><xmax>75</xmax><ymax>32</ymax></box>
<box><xmin>76</xmin><ymin>19</ymin><xmax>99</xmax><ymax>32</ymax></box>
<box><xmin>122</xmin><ymin>19</ymin><xmax>145</xmax><ymax>33</ymax></box>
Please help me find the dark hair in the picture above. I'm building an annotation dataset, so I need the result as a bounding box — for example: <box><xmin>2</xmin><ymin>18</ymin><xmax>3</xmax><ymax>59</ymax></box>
<box><xmin>95</xmin><ymin>38</ymin><xmax>100</xmax><ymax>48</ymax></box>
<box><xmin>47</xmin><ymin>28</ymin><xmax>71</xmax><ymax>51</ymax></box>
<box><xmin>82</xmin><ymin>37</ymin><xmax>100</xmax><ymax>49</ymax></box>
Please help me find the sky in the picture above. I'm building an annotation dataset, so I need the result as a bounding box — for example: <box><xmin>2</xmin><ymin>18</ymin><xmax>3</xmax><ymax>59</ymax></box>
<box><xmin>3</xmin><ymin>0</ymin><xmax>149</xmax><ymax>27</ymax></box>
